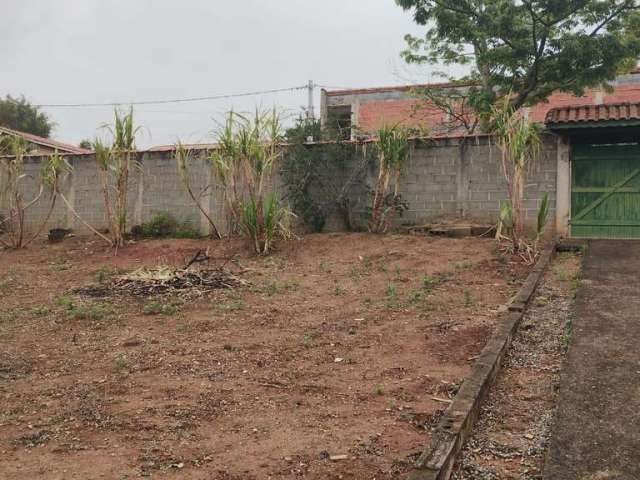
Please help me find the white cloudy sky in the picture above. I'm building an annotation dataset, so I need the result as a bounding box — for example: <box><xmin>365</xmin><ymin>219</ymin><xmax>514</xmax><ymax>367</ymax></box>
<box><xmin>1</xmin><ymin>0</ymin><xmax>464</xmax><ymax>147</ymax></box>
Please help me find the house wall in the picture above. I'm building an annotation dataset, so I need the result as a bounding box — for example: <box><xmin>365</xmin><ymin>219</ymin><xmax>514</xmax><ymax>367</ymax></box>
<box><xmin>1</xmin><ymin>136</ymin><xmax>561</xmax><ymax>239</ymax></box>
<box><xmin>322</xmin><ymin>70</ymin><xmax>640</xmax><ymax>135</ymax></box>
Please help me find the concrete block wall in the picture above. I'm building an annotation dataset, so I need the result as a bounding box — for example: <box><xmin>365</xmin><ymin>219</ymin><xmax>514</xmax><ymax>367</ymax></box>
<box><xmin>1</xmin><ymin>136</ymin><xmax>559</xmax><ymax>237</ymax></box>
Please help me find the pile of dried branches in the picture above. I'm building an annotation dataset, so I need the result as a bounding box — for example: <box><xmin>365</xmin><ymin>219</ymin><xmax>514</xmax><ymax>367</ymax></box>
<box><xmin>75</xmin><ymin>266</ymin><xmax>245</xmax><ymax>298</ymax></box>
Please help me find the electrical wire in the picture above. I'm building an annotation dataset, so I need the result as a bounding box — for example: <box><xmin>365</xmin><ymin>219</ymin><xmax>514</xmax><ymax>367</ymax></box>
<box><xmin>36</xmin><ymin>85</ymin><xmax>309</xmax><ymax>108</ymax></box>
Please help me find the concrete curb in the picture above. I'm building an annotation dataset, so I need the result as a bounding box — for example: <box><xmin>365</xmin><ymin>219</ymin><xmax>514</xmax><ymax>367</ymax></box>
<box><xmin>408</xmin><ymin>244</ymin><xmax>556</xmax><ymax>480</ymax></box>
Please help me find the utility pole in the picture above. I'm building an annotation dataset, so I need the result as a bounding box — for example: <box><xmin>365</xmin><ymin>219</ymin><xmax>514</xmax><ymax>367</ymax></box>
<box><xmin>306</xmin><ymin>80</ymin><xmax>315</xmax><ymax>121</ymax></box>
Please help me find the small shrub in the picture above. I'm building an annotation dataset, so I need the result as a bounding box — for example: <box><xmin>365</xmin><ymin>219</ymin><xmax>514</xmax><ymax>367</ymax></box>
<box><xmin>386</xmin><ymin>282</ymin><xmax>397</xmax><ymax>298</ymax></box>
<box><xmin>334</xmin><ymin>285</ymin><xmax>346</xmax><ymax>296</ymax></box>
<box><xmin>463</xmin><ymin>289</ymin><xmax>472</xmax><ymax>306</ymax></box>
<box><xmin>56</xmin><ymin>295</ymin><xmax>75</xmax><ymax>310</ymax></box>
<box><xmin>32</xmin><ymin>306</ymin><xmax>50</xmax><ymax>316</ymax></box>
<box><xmin>114</xmin><ymin>354</ymin><xmax>128</xmax><ymax>373</ymax></box>
<box><xmin>69</xmin><ymin>304</ymin><xmax>109</xmax><ymax>320</ymax></box>
<box><xmin>133</xmin><ymin>212</ymin><xmax>201</xmax><ymax>239</ymax></box>
<box><xmin>143</xmin><ymin>301</ymin><xmax>178</xmax><ymax>315</ymax></box>
<box><xmin>422</xmin><ymin>275</ymin><xmax>438</xmax><ymax>293</ymax></box>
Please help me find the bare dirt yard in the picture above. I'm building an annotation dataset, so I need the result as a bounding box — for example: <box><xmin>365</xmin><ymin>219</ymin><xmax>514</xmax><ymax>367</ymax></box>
<box><xmin>0</xmin><ymin>233</ymin><xmax>529</xmax><ymax>480</ymax></box>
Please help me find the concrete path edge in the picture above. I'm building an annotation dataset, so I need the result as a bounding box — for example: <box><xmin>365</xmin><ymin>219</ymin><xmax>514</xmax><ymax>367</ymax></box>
<box><xmin>408</xmin><ymin>244</ymin><xmax>556</xmax><ymax>480</ymax></box>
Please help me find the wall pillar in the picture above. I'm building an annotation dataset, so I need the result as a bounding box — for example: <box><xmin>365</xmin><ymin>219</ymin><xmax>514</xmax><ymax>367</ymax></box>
<box><xmin>555</xmin><ymin>135</ymin><xmax>571</xmax><ymax>237</ymax></box>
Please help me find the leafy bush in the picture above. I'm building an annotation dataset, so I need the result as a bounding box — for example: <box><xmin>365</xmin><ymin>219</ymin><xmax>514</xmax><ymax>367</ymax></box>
<box><xmin>132</xmin><ymin>212</ymin><xmax>201</xmax><ymax>239</ymax></box>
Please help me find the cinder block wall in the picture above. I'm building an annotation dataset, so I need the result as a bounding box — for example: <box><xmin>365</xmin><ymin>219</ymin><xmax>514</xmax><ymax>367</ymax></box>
<box><xmin>1</xmin><ymin>135</ymin><xmax>558</xmax><ymax>236</ymax></box>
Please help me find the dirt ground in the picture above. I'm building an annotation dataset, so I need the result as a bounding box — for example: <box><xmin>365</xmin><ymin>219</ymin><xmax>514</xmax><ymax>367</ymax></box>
<box><xmin>453</xmin><ymin>251</ymin><xmax>581</xmax><ymax>480</ymax></box>
<box><xmin>1</xmin><ymin>233</ymin><xmax>528</xmax><ymax>480</ymax></box>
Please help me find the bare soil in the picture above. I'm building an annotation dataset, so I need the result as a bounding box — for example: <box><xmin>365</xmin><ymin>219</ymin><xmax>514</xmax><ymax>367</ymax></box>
<box><xmin>453</xmin><ymin>252</ymin><xmax>581</xmax><ymax>480</ymax></box>
<box><xmin>0</xmin><ymin>233</ymin><xmax>528</xmax><ymax>479</ymax></box>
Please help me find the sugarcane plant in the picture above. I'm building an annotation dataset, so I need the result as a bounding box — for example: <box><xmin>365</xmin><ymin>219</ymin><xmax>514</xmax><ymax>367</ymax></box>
<box><xmin>369</xmin><ymin>125</ymin><xmax>411</xmax><ymax>233</ymax></box>
<box><xmin>211</xmin><ymin>109</ymin><xmax>293</xmax><ymax>254</ymax></box>
<box><xmin>95</xmin><ymin>107</ymin><xmax>141</xmax><ymax>248</ymax></box>
<box><xmin>492</xmin><ymin>96</ymin><xmax>548</xmax><ymax>262</ymax></box>
<box><xmin>0</xmin><ymin>136</ymin><xmax>45</xmax><ymax>248</ymax></box>
<box><xmin>173</xmin><ymin>142</ymin><xmax>222</xmax><ymax>239</ymax></box>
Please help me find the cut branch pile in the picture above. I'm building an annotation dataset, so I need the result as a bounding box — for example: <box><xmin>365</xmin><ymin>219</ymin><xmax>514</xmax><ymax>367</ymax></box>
<box><xmin>75</xmin><ymin>266</ymin><xmax>246</xmax><ymax>297</ymax></box>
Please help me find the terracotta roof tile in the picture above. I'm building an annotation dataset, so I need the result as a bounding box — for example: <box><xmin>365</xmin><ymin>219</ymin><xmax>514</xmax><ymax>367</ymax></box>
<box><xmin>0</xmin><ymin>125</ymin><xmax>91</xmax><ymax>154</ymax></box>
<box><xmin>545</xmin><ymin>102</ymin><xmax>640</xmax><ymax>124</ymax></box>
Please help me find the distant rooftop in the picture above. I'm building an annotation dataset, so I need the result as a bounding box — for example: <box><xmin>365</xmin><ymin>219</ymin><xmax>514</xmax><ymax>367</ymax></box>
<box><xmin>0</xmin><ymin>125</ymin><xmax>91</xmax><ymax>155</ymax></box>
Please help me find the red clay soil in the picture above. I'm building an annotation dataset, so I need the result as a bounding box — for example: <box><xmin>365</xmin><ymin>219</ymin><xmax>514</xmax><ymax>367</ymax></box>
<box><xmin>0</xmin><ymin>233</ymin><xmax>528</xmax><ymax>479</ymax></box>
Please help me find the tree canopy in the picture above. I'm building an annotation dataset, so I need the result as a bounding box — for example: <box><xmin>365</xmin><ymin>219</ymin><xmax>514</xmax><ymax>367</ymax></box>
<box><xmin>0</xmin><ymin>95</ymin><xmax>54</xmax><ymax>137</ymax></box>
<box><xmin>397</xmin><ymin>0</ymin><xmax>640</xmax><ymax>122</ymax></box>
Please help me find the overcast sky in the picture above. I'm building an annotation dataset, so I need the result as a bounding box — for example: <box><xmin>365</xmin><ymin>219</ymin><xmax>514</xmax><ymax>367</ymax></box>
<box><xmin>2</xmin><ymin>1</ymin><xmax>463</xmax><ymax>148</ymax></box>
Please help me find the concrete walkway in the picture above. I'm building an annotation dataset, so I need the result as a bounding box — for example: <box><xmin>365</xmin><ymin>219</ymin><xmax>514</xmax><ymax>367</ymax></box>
<box><xmin>544</xmin><ymin>241</ymin><xmax>640</xmax><ymax>480</ymax></box>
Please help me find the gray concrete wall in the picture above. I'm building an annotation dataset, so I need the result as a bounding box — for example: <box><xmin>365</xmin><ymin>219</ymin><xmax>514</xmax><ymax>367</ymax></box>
<box><xmin>343</xmin><ymin>135</ymin><xmax>557</xmax><ymax>229</ymax></box>
<box><xmin>1</xmin><ymin>136</ymin><xmax>559</xmax><ymax>237</ymax></box>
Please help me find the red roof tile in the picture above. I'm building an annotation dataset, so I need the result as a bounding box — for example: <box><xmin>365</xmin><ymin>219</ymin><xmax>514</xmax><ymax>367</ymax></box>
<box><xmin>0</xmin><ymin>125</ymin><xmax>91</xmax><ymax>154</ymax></box>
<box><xmin>545</xmin><ymin>102</ymin><xmax>640</xmax><ymax>124</ymax></box>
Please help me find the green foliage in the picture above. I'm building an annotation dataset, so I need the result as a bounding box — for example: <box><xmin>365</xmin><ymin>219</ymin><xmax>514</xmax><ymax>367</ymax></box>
<box><xmin>212</xmin><ymin>109</ymin><xmax>293</xmax><ymax>254</ymax></box>
<box><xmin>95</xmin><ymin>107</ymin><xmax>142</xmax><ymax>248</ymax></box>
<box><xmin>114</xmin><ymin>354</ymin><xmax>129</xmax><ymax>373</ymax></box>
<box><xmin>369</xmin><ymin>125</ymin><xmax>411</xmax><ymax>233</ymax></box>
<box><xmin>68</xmin><ymin>303</ymin><xmax>110</xmax><ymax>321</ymax></box>
<box><xmin>143</xmin><ymin>301</ymin><xmax>178</xmax><ymax>315</ymax></box>
<box><xmin>397</xmin><ymin>0</ymin><xmax>640</xmax><ymax>124</ymax></box>
<box><xmin>281</xmin><ymin>115</ymin><xmax>374</xmax><ymax>232</ymax></box>
<box><xmin>132</xmin><ymin>212</ymin><xmax>201</xmax><ymax>239</ymax></box>
<box><xmin>0</xmin><ymin>95</ymin><xmax>54</xmax><ymax>137</ymax></box>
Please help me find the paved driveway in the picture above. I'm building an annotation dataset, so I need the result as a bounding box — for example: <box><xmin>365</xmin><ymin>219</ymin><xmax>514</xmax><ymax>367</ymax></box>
<box><xmin>544</xmin><ymin>241</ymin><xmax>640</xmax><ymax>480</ymax></box>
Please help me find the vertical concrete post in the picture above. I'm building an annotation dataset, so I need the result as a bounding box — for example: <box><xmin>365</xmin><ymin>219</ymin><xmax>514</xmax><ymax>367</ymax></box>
<box><xmin>200</xmin><ymin>153</ymin><xmax>214</xmax><ymax>236</ymax></box>
<box><xmin>456</xmin><ymin>139</ymin><xmax>470</xmax><ymax>218</ymax></box>
<box><xmin>555</xmin><ymin>135</ymin><xmax>571</xmax><ymax>237</ymax></box>
<box><xmin>65</xmin><ymin>156</ymin><xmax>76</xmax><ymax>229</ymax></box>
<box><xmin>350</xmin><ymin>100</ymin><xmax>360</xmax><ymax>141</ymax></box>
<box><xmin>134</xmin><ymin>153</ymin><xmax>145</xmax><ymax>226</ymax></box>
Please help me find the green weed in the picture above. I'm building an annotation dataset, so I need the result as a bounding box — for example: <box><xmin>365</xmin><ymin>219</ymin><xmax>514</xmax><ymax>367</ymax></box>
<box><xmin>114</xmin><ymin>354</ymin><xmax>128</xmax><ymax>373</ymax></box>
<box><xmin>143</xmin><ymin>302</ymin><xmax>178</xmax><ymax>316</ymax></box>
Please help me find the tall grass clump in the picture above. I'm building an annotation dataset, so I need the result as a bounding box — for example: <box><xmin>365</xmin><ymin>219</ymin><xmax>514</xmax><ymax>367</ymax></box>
<box><xmin>211</xmin><ymin>110</ymin><xmax>293</xmax><ymax>254</ymax></box>
<box><xmin>369</xmin><ymin>125</ymin><xmax>410</xmax><ymax>233</ymax></box>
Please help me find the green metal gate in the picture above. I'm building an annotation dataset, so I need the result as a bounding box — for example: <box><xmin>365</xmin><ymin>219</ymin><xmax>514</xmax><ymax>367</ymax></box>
<box><xmin>572</xmin><ymin>143</ymin><xmax>640</xmax><ymax>238</ymax></box>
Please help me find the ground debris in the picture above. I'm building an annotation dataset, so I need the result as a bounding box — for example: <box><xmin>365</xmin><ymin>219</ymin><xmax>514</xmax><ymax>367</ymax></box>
<box><xmin>74</xmin><ymin>266</ymin><xmax>246</xmax><ymax>297</ymax></box>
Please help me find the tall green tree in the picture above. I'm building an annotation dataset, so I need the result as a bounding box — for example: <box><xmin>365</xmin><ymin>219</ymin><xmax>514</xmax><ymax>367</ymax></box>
<box><xmin>397</xmin><ymin>0</ymin><xmax>640</xmax><ymax>126</ymax></box>
<box><xmin>0</xmin><ymin>95</ymin><xmax>54</xmax><ymax>137</ymax></box>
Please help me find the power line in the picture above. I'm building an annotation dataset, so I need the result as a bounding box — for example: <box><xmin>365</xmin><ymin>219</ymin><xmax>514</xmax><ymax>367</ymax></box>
<box><xmin>36</xmin><ymin>85</ymin><xmax>309</xmax><ymax>108</ymax></box>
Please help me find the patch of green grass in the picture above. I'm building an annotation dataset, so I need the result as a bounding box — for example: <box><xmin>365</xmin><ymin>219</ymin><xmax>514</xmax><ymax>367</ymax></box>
<box><xmin>318</xmin><ymin>260</ymin><xmax>331</xmax><ymax>273</ymax></box>
<box><xmin>561</xmin><ymin>314</ymin><xmax>574</xmax><ymax>351</ymax></box>
<box><xmin>408</xmin><ymin>289</ymin><xmax>424</xmax><ymax>304</ymax></box>
<box><xmin>216</xmin><ymin>300</ymin><xmax>246</xmax><ymax>312</ymax></box>
<box><xmin>334</xmin><ymin>285</ymin><xmax>346</xmax><ymax>296</ymax></box>
<box><xmin>553</xmin><ymin>265</ymin><xmax>571</xmax><ymax>282</ymax></box>
<box><xmin>463</xmin><ymin>289</ymin><xmax>472</xmax><ymax>306</ymax></box>
<box><xmin>386</xmin><ymin>282</ymin><xmax>397</xmax><ymax>299</ymax></box>
<box><xmin>422</xmin><ymin>275</ymin><xmax>438</xmax><ymax>293</ymax></box>
<box><xmin>143</xmin><ymin>301</ymin><xmax>178</xmax><ymax>316</ymax></box>
<box><xmin>571</xmin><ymin>277</ymin><xmax>583</xmax><ymax>299</ymax></box>
<box><xmin>69</xmin><ymin>304</ymin><xmax>110</xmax><ymax>321</ymax></box>
<box><xmin>51</xmin><ymin>259</ymin><xmax>71</xmax><ymax>271</ymax></box>
<box><xmin>454</xmin><ymin>259</ymin><xmax>473</xmax><ymax>270</ymax></box>
<box><xmin>262</xmin><ymin>278</ymin><xmax>298</xmax><ymax>296</ymax></box>
<box><xmin>114</xmin><ymin>354</ymin><xmax>128</xmax><ymax>373</ymax></box>
<box><xmin>55</xmin><ymin>295</ymin><xmax>75</xmax><ymax>310</ymax></box>
<box><xmin>32</xmin><ymin>306</ymin><xmax>50</xmax><ymax>316</ymax></box>
<box><xmin>94</xmin><ymin>267</ymin><xmax>119</xmax><ymax>284</ymax></box>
